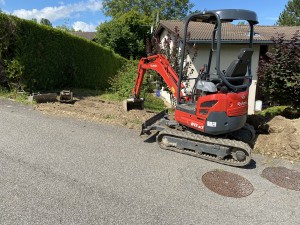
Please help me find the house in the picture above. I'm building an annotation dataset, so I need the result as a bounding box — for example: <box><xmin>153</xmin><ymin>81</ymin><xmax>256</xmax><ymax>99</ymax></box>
<box><xmin>70</xmin><ymin>32</ymin><xmax>97</xmax><ymax>41</ymax></box>
<box><xmin>155</xmin><ymin>20</ymin><xmax>300</xmax><ymax>114</ymax></box>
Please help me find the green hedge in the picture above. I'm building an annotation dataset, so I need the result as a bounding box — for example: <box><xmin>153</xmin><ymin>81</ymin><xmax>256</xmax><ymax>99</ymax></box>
<box><xmin>0</xmin><ymin>13</ymin><xmax>126</xmax><ymax>91</ymax></box>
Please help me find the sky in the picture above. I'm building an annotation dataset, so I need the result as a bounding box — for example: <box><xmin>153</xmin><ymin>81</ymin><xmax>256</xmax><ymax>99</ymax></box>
<box><xmin>0</xmin><ymin>0</ymin><xmax>289</xmax><ymax>32</ymax></box>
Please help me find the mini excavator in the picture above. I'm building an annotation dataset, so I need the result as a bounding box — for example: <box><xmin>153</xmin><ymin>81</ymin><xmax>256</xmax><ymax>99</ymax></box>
<box><xmin>125</xmin><ymin>9</ymin><xmax>258</xmax><ymax>167</ymax></box>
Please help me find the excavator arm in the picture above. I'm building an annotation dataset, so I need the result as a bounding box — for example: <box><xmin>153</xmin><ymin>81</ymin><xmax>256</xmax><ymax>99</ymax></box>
<box><xmin>132</xmin><ymin>54</ymin><xmax>185</xmax><ymax>99</ymax></box>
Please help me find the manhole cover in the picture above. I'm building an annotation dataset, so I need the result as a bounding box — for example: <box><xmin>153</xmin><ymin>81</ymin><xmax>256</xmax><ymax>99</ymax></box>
<box><xmin>262</xmin><ymin>167</ymin><xmax>300</xmax><ymax>191</ymax></box>
<box><xmin>202</xmin><ymin>170</ymin><xmax>254</xmax><ymax>198</ymax></box>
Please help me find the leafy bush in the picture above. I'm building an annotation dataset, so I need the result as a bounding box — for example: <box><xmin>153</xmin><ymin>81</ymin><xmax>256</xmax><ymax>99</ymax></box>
<box><xmin>109</xmin><ymin>59</ymin><xmax>154</xmax><ymax>98</ymax></box>
<box><xmin>256</xmin><ymin>106</ymin><xmax>299</xmax><ymax>120</ymax></box>
<box><xmin>257</xmin><ymin>106</ymin><xmax>288</xmax><ymax>118</ymax></box>
<box><xmin>143</xmin><ymin>93</ymin><xmax>166</xmax><ymax>111</ymax></box>
<box><xmin>109</xmin><ymin>60</ymin><xmax>138</xmax><ymax>98</ymax></box>
<box><xmin>96</xmin><ymin>10</ymin><xmax>150</xmax><ymax>59</ymax></box>
<box><xmin>4</xmin><ymin>58</ymin><xmax>24</xmax><ymax>90</ymax></box>
<box><xmin>257</xmin><ymin>31</ymin><xmax>300</xmax><ymax>108</ymax></box>
<box><xmin>0</xmin><ymin>86</ymin><xmax>29</xmax><ymax>103</ymax></box>
<box><xmin>108</xmin><ymin>59</ymin><xmax>165</xmax><ymax>110</ymax></box>
<box><xmin>0</xmin><ymin>13</ymin><xmax>126</xmax><ymax>91</ymax></box>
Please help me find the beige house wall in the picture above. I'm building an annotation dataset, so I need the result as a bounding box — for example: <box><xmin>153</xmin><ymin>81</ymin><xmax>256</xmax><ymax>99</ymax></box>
<box><xmin>159</xmin><ymin>30</ymin><xmax>260</xmax><ymax>114</ymax></box>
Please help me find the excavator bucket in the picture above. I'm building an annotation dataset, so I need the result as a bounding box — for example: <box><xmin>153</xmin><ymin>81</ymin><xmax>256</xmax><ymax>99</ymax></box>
<box><xmin>123</xmin><ymin>97</ymin><xmax>144</xmax><ymax>111</ymax></box>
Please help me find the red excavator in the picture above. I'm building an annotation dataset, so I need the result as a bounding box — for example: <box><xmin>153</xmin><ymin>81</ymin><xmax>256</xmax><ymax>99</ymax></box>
<box><xmin>125</xmin><ymin>9</ymin><xmax>258</xmax><ymax>167</ymax></box>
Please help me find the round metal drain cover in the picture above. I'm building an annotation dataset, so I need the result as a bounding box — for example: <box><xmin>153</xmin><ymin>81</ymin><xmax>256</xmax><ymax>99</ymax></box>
<box><xmin>202</xmin><ymin>170</ymin><xmax>254</xmax><ymax>198</ymax></box>
<box><xmin>262</xmin><ymin>167</ymin><xmax>300</xmax><ymax>191</ymax></box>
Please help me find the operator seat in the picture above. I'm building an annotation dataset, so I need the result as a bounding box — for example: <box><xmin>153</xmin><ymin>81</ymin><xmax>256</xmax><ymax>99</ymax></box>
<box><xmin>225</xmin><ymin>48</ymin><xmax>253</xmax><ymax>86</ymax></box>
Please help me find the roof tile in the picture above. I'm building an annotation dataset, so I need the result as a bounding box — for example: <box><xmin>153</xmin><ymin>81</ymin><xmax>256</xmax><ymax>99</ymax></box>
<box><xmin>70</xmin><ymin>32</ymin><xmax>96</xmax><ymax>41</ymax></box>
<box><xmin>158</xmin><ymin>20</ymin><xmax>300</xmax><ymax>43</ymax></box>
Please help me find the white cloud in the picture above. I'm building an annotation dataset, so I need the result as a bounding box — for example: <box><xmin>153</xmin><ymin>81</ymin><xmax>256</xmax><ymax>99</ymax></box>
<box><xmin>73</xmin><ymin>21</ymin><xmax>97</xmax><ymax>32</ymax></box>
<box><xmin>266</xmin><ymin>17</ymin><xmax>278</xmax><ymax>21</ymax></box>
<box><xmin>12</xmin><ymin>0</ymin><xmax>102</xmax><ymax>22</ymax></box>
<box><xmin>0</xmin><ymin>0</ymin><xmax>5</xmax><ymax>5</ymax></box>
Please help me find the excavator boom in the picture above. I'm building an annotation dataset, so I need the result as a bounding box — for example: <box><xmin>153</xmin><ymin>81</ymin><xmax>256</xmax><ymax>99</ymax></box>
<box><xmin>124</xmin><ymin>54</ymin><xmax>185</xmax><ymax>111</ymax></box>
<box><xmin>133</xmin><ymin>54</ymin><xmax>183</xmax><ymax>98</ymax></box>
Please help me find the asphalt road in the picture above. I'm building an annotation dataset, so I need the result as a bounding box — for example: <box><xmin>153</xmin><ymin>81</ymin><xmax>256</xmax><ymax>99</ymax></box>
<box><xmin>1</xmin><ymin>98</ymin><xmax>300</xmax><ymax>225</ymax></box>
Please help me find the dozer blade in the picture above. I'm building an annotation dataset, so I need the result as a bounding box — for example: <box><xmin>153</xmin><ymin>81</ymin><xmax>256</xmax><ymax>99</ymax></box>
<box><xmin>123</xmin><ymin>98</ymin><xmax>144</xmax><ymax>111</ymax></box>
<box><xmin>140</xmin><ymin>109</ymin><xmax>168</xmax><ymax>142</ymax></box>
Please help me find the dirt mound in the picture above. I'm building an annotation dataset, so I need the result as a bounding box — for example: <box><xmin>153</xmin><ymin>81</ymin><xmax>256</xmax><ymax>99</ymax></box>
<box><xmin>254</xmin><ymin>116</ymin><xmax>300</xmax><ymax>161</ymax></box>
<box><xmin>35</xmin><ymin>96</ymin><xmax>158</xmax><ymax>130</ymax></box>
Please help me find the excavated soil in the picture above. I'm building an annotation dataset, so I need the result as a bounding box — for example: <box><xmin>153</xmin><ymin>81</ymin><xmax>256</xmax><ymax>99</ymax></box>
<box><xmin>254</xmin><ymin>116</ymin><xmax>300</xmax><ymax>162</ymax></box>
<box><xmin>35</xmin><ymin>96</ymin><xmax>158</xmax><ymax>130</ymax></box>
<box><xmin>35</xmin><ymin>96</ymin><xmax>300</xmax><ymax>161</ymax></box>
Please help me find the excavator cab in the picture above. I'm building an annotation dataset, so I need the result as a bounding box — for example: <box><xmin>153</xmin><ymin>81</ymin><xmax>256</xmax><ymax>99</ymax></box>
<box><xmin>191</xmin><ymin>47</ymin><xmax>254</xmax><ymax>101</ymax></box>
<box><xmin>173</xmin><ymin>9</ymin><xmax>258</xmax><ymax>136</ymax></box>
<box><xmin>179</xmin><ymin>9</ymin><xmax>258</xmax><ymax>100</ymax></box>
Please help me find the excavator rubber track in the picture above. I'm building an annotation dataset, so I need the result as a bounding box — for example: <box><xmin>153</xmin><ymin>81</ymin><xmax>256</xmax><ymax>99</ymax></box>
<box><xmin>156</xmin><ymin>129</ymin><xmax>252</xmax><ymax>167</ymax></box>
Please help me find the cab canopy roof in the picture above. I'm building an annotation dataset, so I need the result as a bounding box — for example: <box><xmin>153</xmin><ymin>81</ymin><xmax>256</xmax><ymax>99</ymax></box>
<box><xmin>186</xmin><ymin>9</ymin><xmax>259</xmax><ymax>25</ymax></box>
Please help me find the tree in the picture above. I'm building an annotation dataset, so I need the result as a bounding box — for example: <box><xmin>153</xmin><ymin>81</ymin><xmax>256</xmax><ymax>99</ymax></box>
<box><xmin>277</xmin><ymin>0</ymin><xmax>300</xmax><ymax>26</ymax></box>
<box><xmin>56</xmin><ymin>25</ymin><xmax>75</xmax><ymax>32</ymax></box>
<box><xmin>40</xmin><ymin>18</ymin><xmax>52</xmax><ymax>27</ymax></box>
<box><xmin>98</xmin><ymin>0</ymin><xmax>194</xmax><ymax>59</ymax></box>
<box><xmin>257</xmin><ymin>31</ymin><xmax>300</xmax><ymax>108</ymax></box>
<box><xmin>96</xmin><ymin>10</ymin><xmax>151</xmax><ymax>59</ymax></box>
<box><xmin>102</xmin><ymin>0</ymin><xmax>194</xmax><ymax>20</ymax></box>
